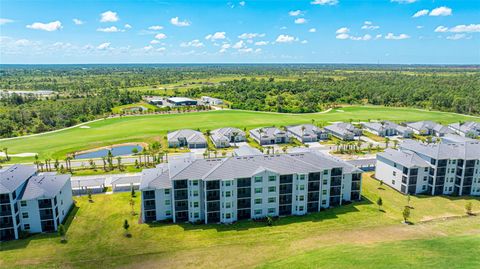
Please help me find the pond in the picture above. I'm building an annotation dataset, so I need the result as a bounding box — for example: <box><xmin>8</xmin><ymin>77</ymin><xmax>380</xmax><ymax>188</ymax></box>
<box><xmin>74</xmin><ymin>145</ymin><xmax>143</xmax><ymax>159</ymax></box>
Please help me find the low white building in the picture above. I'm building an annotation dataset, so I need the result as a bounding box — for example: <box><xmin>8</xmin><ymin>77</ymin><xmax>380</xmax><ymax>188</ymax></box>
<box><xmin>249</xmin><ymin>127</ymin><xmax>289</xmax><ymax>145</ymax></box>
<box><xmin>167</xmin><ymin>129</ymin><xmax>207</xmax><ymax>149</ymax></box>
<box><xmin>324</xmin><ymin>123</ymin><xmax>361</xmax><ymax>141</ymax></box>
<box><xmin>210</xmin><ymin>127</ymin><xmax>246</xmax><ymax>148</ymax></box>
<box><xmin>201</xmin><ymin>96</ymin><xmax>223</xmax><ymax>105</ymax></box>
<box><xmin>448</xmin><ymin>122</ymin><xmax>480</xmax><ymax>138</ymax></box>
<box><xmin>286</xmin><ymin>124</ymin><xmax>328</xmax><ymax>143</ymax></box>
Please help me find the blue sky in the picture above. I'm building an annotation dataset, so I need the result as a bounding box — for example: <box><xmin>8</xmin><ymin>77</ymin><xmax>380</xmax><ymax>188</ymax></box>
<box><xmin>0</xmin><ymin>0</ymin><xmax>479</xmax><ymax>64</ymax></box>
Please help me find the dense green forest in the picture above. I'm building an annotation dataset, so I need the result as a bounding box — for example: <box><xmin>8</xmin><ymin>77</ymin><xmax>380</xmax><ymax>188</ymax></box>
<box><xmin>0</xmin><ymin>64</ymin><xmax>479</xmax><ymax>138</ymax></box>
<box><xmin>188</xmin><ymin>72</ymin><xmax>480</xmax><ymax>114</ymax></box>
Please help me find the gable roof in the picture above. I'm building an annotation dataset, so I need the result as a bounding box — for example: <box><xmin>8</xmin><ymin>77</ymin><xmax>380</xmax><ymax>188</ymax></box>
<box><xmin>167</xmin><ymin>129</ymin><xmax>206</xmax><ymax>144</ymax></box>
<box><xmin>0</xmin><ymin>165</ymin><xmax>36</xmax><ymax>194</ymax></box>
<box><xmin>20</xmin><ymin>173</ymin><xmax>70</xmax><ymax>200</ymax></box>
<box><xmin>286</xmin><ymin>124</ymin><xmax>324</xmax><ymax>137</ymax></box>
<box><xmin>250</xmin><ymin>127</ymin><xmax>286</xmax><ymax>139</ymax></box>
<box><xmin>378</xmin><ymin>148</ymin><xmax>430</xmax><ymax>168</ymax></box>
<box><xmin>400</xmin><ymin>139</ymin><xmax>480</xmax><ymax>160</ymax></box>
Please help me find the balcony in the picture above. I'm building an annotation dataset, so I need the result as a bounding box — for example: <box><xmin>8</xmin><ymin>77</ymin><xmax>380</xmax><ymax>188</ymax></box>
<box><xmin>38</xmin><ymin>199</ymin><xmax>52</xmax><ymax>209</ymax></box>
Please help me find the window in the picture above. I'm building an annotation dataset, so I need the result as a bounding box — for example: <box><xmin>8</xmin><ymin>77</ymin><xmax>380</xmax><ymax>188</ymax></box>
<box><xmin>299</xmin><ymin>185</ymin><xmax>305</xmax><ymax>191</ymax></box>
<box><xmin>254</xmin><ymin>209</ymin><xmax>262</xmax><ymax>215</ymax></box>
<box><xmin>424</xmin><ymin>167</ymin><xmax>429</xmax><ymax>172</ymax></box>
<box><xmin>392</xmin><ymin>180</ymin><xmax>396</xmax><ymax>185</ymax></box>
<box><xmin>194</xmin><ymin>212</ymin><xmax>199</xmax><ymax>218</ymax></box>
<box><xmin>165</xmin><ymin>189</ymin><xmax>170</xmax><ymax>195</ymax></box>
<box><xmin>193</xmin><ymin>202</ymin><xmax>199</xmax><ymax>208</ymax></box>
<box><xmin>422</xmin><ymin>185</ymin><xmax>426</xmax><ymax>190</ymax></box>
<box><xmin>423</xmin><ymin>176</ymin><xmax>427</xmax><ymax>181</ymax></box>
<box><xmin>166</xmin><ymin>210</ymin><xmax>171</xmax><ymax>216</ymax></box>
<box><xmin>299</xmin><ymin>174</ymin><xmax>305</xmax><ymax>180</ymax></box>
<box><xmin>193</xmin><ymin>190</ymin><xmax>199</xmax><ymax>197</ymax></box>
<box><xmin>22</xmin><ymin>212</ymin><xmax>28</xmax><ymax>218</ymax></box>
<box><xmin>255</xmin><ymin>176</ymin><xmax>262</xmax><ymax>183</ymax></box>
<box><xmin>20</xmin><ymin>200</ymin><xmax>27</xmax><ymax>207</ymax></box>
<box><xmin>322</xmin><ymin>200</ymin><xmax>327</xmax><ymax>205</ymax></box>
<box><xmin>323</xmin><ymin>179</ymin><xmax>328</xmax><ymax>185</ymax></box>
<box><xmin>269</xmin><ymin>175</ymin><xmax>276</xmax><ymax>182</ymax></box>
<box><xmin>24</xmin><ymin>224</ymin><xmax>30</xmax><ymax>230</ymax></box>
<box><xmin>268</xmin><ymin>208</ymin><xmax>275</xmax><ymax>214</ymax></box>
<box><xmin>393</xmin><ymin>171</ymin><xmax>396</xmax><ymax>176</ymax></box>
<box><xmin>268</xmin><ymin>197</ymin><xmax>276</xmax><ymax>203</ymax></box>
<box><xmin>225</xmin><ymin>181</ymin><xmax>231</xmax><ymax>187</ymax></box>
<box><xmin>226</xmin><ymin>202</ymin><xmax>231</xmax><ymax>208</ymax></box>
<box><xmin>255</xmin><ymin>198</ymin><xmax>262</xmax><ymax>204</ymax></box>
<box><xmin>298</xmin><ymin>195</ymin><xmax>304</xmax><ymax>201</ymax></box>
<box><xmin>192</xmin><ymin>180</ymin><xmax>199</xmax><ymax>186</ymax></box>
<box><xmin>165</xmin><ymin>200</ymin><xmax>171</xmax><ymax>206</ymax></box>
<box><xmin>255</xmin><ymin>188</ymin><xmax>262</xmax><ymax>194</ymax></box>
<box><xmin>323</xmin><ymin>170</ymin><xmax>328</xmax><ymax>175</ymax></box>
<box><xmin>225</xmin><ymin>191</ymin><xmax>231</xmax><ymax>197</ymax></box>
<box><xmin>268</xmin><ymin>186</ymin><xmax>276</xmax><ymax>192</ymax></box>
<box><xmin>226</xmin><ymin>213</ymin><xmax>231</xmax><ymax>219</ymax></box>
<box><xmin>322</xmin><ymin>190</ymin><xmax>327</xmax><ymax>195</ymax></box>
<box><xmin>299</xmin><ymin>206</ymin><xmax>304</xmax><ymax>211</ymax></box>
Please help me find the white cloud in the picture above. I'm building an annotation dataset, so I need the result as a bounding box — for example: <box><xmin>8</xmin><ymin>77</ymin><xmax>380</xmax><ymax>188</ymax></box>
<box><xmin>238</xmin><ymin>48</ymin><xmax>253</xmax><ymax>53</ymax></box>
<box><xmin>143</xmin><ymin>45</ymin><xmax>153</xmax><ymax>51</ymax></box>
<box><xmin>180</xmin><ymin>39</ymin><xmax>204</xmax><ymax>48</ymax></box>
<box><xmin>97</xmin><ymin>42</ymin><xmax>111</xmax><ymax>50</ymax></box>
<box><xmin>73</xmin><ymin>18</ymin><xmax>84</xmax><ymax>25</ymax></box>
<box><xmin>429</xmin><ymin>7</ymin><xmax>452</xmax><ymax>16</ymax></box>
<box><xmin>350</xmin><ymin>34</ymin><xmax>371</xmax><ymax>41</ymax></box>
<box><xmin>446</xmin><ymin>34</ymin><xmax>467</xmax><ymax>40</ymax></box>
<box><xmin>155</xmin><ymin>33</ymin><xmax>167</xmax><ymax>40</ymax></box>
<box><xmin>205</xmin><ymin>32</ymin><xmax>226</xmax><ymax>40</ymax></box>
<box><xmin>124</xmin><ymin>24</ymin><xmax>132</xmax><ymax>29</ymax></box>
<box><xmin>309</xmin><ymin>28</ymin><xmax>316</xmax><ymax>33</ymax></box>
<box><xmin>276</xmin><ymin>34</ymin><xmax>295</xmax><ymax>43</ymax></box>
<box><xmin>148</xmin><ymin>25</ymin><xmax>163</xmax><ymax>30</ymax></box>
<box><xmin>385</xmin><ymin>33</ymin><xmax>410</xmax><ymax>40</ymax></box>
<box><xmin>157</xmin><ymin>47</ymin><xmax>166</xmax><ymax>52</ymax></box>
<box><xmin>14</xmin><ymin>39</ymin><xmax>32</xmax><ymax>46</ymax></box>
<box><xmin>391</xmin><ymin>0</ymin><xmax>417</xmax><ymax>4</ymax></box>
<box><xmin>100</xmin><ymin>11</ymin><xmax>119</xmax><ymax>22</ymax></box>
<box><xmin>412</xmin><ymin>9</ymin><xmax>429</xmax><ymax>18</ymax></box>
<box><xmin>375</xmin><ymin>34</ymin><xmax>382</xmax><ymax>39</ymax></box>
<box><xmin>26</xmin><ymin>21</ymin><xmax>62</xmax><ymax>31</ymax></box>
<box><xmin>232</xmin><ymin>40</ymin><xmax>245</xmax><ymax>49</ymax></box>
<box><xmin>254</xmin><ymin>41</ymin><xmax>269</xmax><ymax>46</ymax></box>
<box><xmin>294</xmin><ymin>18</ymin><xmax>307</xmax><ymax>24</ymax></box>
<box><xmin>150</xmin><ymin>40</ymin><xmax>160</xmax><ymax>44</ymax></box>
<box><xmin>239</xmin><ymin>1</ymin><xmax>246</xmax><ymax>6</ymax></box>
<box><xmin>361</xmin><ymin>21</ymin><xmax>379</xmax><ymax>30</ymax></box>
<box><xmin>311</xmin><ymin>0</ymin><xmax>338</xmax><ymax>5</ymax></box>
<box><xmin>434</xmin><ymin>26</ymin><xmax>448</xmax><ymax>33</ymax></box>
<box><xmin>336</xmin><ymin>27</ymin><xmax>349</xmax><ymax>34</ymax></box>
<box><xmin>336</xmin><ymin>33</ymin><xmax>349</xmax><ymax>39</ymax></box>
<box><xmin>416</xmin><ymin>25</ymin><xmax>424</xmax><ymax>29</ymax></box>
<box><xmin>289</xmin><ymin>10</ymin><xmax>303</xmax><ymax>16</ymax></box>
<box><xmin>97</xmin><ymin>26</ymin><xmax>124</xmax><ymax>33</ymax></box>
<box><xmin>0</xmin><ymin>18</ymin><xmax>14</xmax><ymax>25</ymax></box>
<box><xmin>238</xmin><ymin>33</ymin><xmax>265</xmax><ymax>39</ymax></box>
<box><xmin>301</xmin><ymin>40</ymin><xmax>308</xmax><ymax>44</ymax></box>
<box><xmin>449</xmin><ymin>24</ymin><xmax>480</xmax><ymax>33</ymax></box>
<box><xmin>170</xmin><ymin>17</ymin><xmax>190</xmax><ymax>27</ymax></box>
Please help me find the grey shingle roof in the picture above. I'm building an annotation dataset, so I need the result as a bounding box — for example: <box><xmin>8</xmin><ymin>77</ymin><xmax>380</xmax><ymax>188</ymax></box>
<box><xmin>377</xmin><ymin>148</ymin><xmax>430</xmax><ymax>168</ymax></box>
<box><xmin>20</xmin><ymin>173</ymin><xmax>70</xmax><ymax>200</ymax></box>
<box><xmin>167</xmin><ymin>129</ymin><xmax>206</xmax><ymax>144</ymax></box>
<box><xmin>400</xmin><ymin>139</ymin><xmax>480</xmax><ymax>160</ymax></box>
<box><xmin>250</xmin><ymin>127</ymin><xmax>286</xmax><ymax>140</ymax></box>
<box><xmin>286</xmin><ymin>124</ymin><xmax>324</xmax><ymax>137</ymax></box>
<box><xmin>140</xmin><ymin>165</ymin><xmax>172</xmax><ymax>190</ymax></box>
<box><xmin>212</xmin><ymin>127</ymin><xmax>245</xmax><ymax>138</ymax></box>
<box><xmin>0</xmin><ymin>165</ymin><xmax>36</xmax><ymax>194</ymax></box>
<box><xmin>234</xmin><ymin>145</ymin><xmax>263</xmax><ymax>156</ymax></box>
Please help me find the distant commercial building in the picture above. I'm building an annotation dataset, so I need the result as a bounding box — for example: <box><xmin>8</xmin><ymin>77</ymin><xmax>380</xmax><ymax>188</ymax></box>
<box><xmin>375</xmin><ymin>140</ymin><xmax>480</xmax><ymax>196</ymax></box>
<box><xmin>140</xmin><ymin>151</ymin><xmax>362</xmax><ymax>224</ymax></box>
<box><xmin>166</xmin><ymin>97</ymin><xmax>198</xmax><ymax>106</ymax></box>
<box><xmin>249</xmin><ymin>127</ymin><xmax>290</xmax><ymax>145</ymax></box>
<box><xmin>0</xmin><ymin>165</ymin><xmax>74</xmax><ymax>241</ymax></box>
<box><xmin>210</xmin><ymin>127</ymin><xmax>246</xmax><ymax>148</ymax></box>
<box><xmin>448</xmin><ymin>122</ymin><xmax>480</xmax><ymax>138</ymax></box>
<box><xmin>286</xmin><ymin>124</ymin><xmax>328</xmax><ymax>143</ymax></box>
<box><xmin>201</xmin><ymin>96</ymin><xmax>223</xmax><ymax>105</ymax></box>
<box><xmin>167</xmin><ymin>129</ymin><xmax>207</xmax><ymax>149</ymax></box>
<box><xmin>324</xmin><ymin>123</ymin><xmax>362</xmax><ymax>141</ymax></box>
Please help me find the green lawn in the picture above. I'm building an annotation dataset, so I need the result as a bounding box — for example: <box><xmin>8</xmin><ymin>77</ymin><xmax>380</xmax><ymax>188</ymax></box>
<box><xmin>1</xmin><ymin>105</ymin><xmax>479</xmax><ymax>163</ymax></box>
<box><xmin>111</xmin><ymin>102</ymin><xmax>158</xmax><ymax>114</ymax></box>
<box><xmin>1</xmin><ymin>174</ymin><xmax>479</xmax><ymax>268</ymax></box>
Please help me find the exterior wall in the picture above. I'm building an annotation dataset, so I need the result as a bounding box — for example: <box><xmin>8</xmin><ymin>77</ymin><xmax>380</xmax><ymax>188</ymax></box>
<box><xmin>19</xmin><ymin>199</ymin><xmax>42</xmax><ymax>233</ymax></box>
<box><xmin>292</xmin><ymin>173</ymin><xmax>308</xmax><ymax>215</ymax></box>
<box><xmin>220</xmin><ymin>179</ymin><xmax>237</xmax><ymax>223</ymax></box>
<box><xmin>250</xmin><ymin>170</ymin><xmax>280</xmax><ymax>219</ymax></box>
<box><xmin>188</xmin><ymin>179</ymin><xmax>204</xmax><ymax>222</ymax></box>
<box><xmin>375</xmin><ymin>156</ymin><xmax>406</xmax><ymax>193</ymax></box>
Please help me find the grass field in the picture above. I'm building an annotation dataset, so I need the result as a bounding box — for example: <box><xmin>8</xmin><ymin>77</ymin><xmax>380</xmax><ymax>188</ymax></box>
<box><xmin>1</xmin><ymin>174</ymin><xmax>479</xmax><ymax>269</ymax></box>
<box><xmin>1</xmin><ymin>105</ymin><xmax>479</xmax><ymax>163</ymax></box>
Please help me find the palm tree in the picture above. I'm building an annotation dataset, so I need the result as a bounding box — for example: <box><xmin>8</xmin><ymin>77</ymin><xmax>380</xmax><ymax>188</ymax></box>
<box><xmin>2</xmin><ymin>147</ymin><xmax>9</xmax><ymax>161</ymax></box>
<box><xmin>368</xmin><ymin>143</ymin><xmax>373</xmax><ymax>153</ymax></box>
<box><xmin>101</xmin><ymin>157</ymin><xmax>107</xmax><ymax>171</ymax></box>
<box><xmin>116</xmin><ymin>156</ymin><xmax>122</xmax><ymax>170</ymax></box>
<box><xmin>384</xmin><ymin>137</ymin><xmax>390</xmax><ymax>149</ymax></box>
<box><xmin>231</xmin><ymin>131</ymin><xmax>239</xmax><ymax>147</ymax></box>
<box><xmin>393</xmin><ymin>140</ymin><xmax>399</xmax><ymax>149</ymax></box>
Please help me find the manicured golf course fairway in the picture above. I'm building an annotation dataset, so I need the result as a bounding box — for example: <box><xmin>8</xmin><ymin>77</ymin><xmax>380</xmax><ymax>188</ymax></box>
<box><xmin>1</xmin><ymin>174</ymin><xmax>479</xmax><ymax>269</ymax></box>
<box><xmin>1</xmin><ymin>105</ymin><xmax>479</xmax><ymax>162</ymax></box>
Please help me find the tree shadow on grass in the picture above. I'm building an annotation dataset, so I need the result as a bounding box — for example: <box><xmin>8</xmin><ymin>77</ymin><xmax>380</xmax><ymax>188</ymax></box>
<box><xmin>147</xmin><ymin>196</ymin><xmax>374</xmax><ymax>232</ymax></box>
<box><xmin>0</xmin><ymin>205</ymin><xmax>80</xmax><ymax>251</ymax></box>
